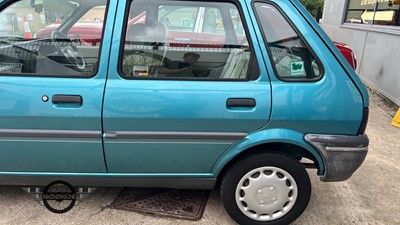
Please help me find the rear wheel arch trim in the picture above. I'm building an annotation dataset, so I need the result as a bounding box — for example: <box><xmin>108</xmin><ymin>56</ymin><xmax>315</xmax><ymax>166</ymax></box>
<box><xmin>211</xmin><ymin>129</ymin><xmax>325</xmax><ymax>176</ymax></box>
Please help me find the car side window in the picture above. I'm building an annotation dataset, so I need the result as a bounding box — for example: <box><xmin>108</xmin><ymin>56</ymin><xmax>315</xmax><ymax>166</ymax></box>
<box><xmin>121</xmin><ymin>0</ymin><xmax>254</xmax><ymax>80</ymax></box>
<box><xmin>0</xmin><ymin>0</ymin><xmax>107</xmax><ymax>77</ymax></box>
<box><xmin>254</xmin><ymin>3</ymin><xmax>322</xmax><ymax>81</ymax></box>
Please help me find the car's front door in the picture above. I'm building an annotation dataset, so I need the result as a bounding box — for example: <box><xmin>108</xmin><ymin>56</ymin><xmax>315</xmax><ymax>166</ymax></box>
<box><xmin>0</xmin><ymin>0</ymin><xmax>112</xmax><ymax>173</ymax></box>
<box><xmin>102</xmin><ymin>0</ymin><xmax>271</xmax><ymax>174</ymax></box>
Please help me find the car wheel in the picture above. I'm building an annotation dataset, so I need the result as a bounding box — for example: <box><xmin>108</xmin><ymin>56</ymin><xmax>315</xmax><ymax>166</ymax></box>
<box><xmin>220</xmin><ymin>151</ymin><xmax>311</xmax><ymax>225</ymax></box>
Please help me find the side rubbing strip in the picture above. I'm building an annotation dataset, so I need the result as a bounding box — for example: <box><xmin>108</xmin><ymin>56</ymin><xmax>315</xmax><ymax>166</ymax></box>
<box><xmin>105</xmin><ymin>131</ymin><xmax>248</xmax><ymax>140</ymax></box>
<box><xmin>0</xmin><ymin>129</ymin><xmax>101</xmax><ymax>139</ymax></box>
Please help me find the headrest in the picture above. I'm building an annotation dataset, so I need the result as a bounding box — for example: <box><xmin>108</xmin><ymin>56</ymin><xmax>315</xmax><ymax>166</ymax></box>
<box><xmin>127</xmin><ymin>21</ymin><xmax>167</xmax><ymax>44</ymax></box>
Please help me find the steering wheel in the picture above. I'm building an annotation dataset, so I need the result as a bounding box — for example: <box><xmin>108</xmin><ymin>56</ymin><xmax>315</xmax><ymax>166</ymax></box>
<box><xmin>51</xmin><ymin>31</ymin><xmax>85</xmax><ymax>70</ymax></box>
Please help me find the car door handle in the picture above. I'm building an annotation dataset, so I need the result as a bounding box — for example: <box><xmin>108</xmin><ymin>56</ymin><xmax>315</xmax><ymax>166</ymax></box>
<box><xmin>52</xmin><ymin>95</ymin><xmax>83</xmax><ymax>105</ymax></box>
<box><xmin>226</xmin><ymin>98</ymin><xmax>256</xmax><ymax>108</ymax></box>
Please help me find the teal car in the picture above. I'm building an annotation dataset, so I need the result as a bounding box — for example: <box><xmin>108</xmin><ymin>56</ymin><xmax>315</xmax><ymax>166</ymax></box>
<box><xmin>0</xmin><ymin>0</ymin><xmax>369</xmax><ymax>224</ymax></box>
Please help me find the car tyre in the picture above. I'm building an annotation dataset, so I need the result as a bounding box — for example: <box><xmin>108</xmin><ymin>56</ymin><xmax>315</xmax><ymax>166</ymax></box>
<box><xmin>220</xmin><ymin>151</ymin><xmax>311</xmax><ymax>225</ymax></box>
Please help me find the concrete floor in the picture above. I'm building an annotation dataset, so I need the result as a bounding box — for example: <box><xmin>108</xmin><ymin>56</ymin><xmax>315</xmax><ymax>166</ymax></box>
<box><xmin>0</xmin><ymin>95</ymin><xmax>399</xmax><ymax>225</ymax></box>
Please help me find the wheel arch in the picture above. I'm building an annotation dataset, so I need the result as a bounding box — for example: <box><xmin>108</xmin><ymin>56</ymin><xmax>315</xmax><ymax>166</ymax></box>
<box><xmin>212</xmin><ymin>129</ymin><xmax>325</xmax><ymax>179</ymax></box>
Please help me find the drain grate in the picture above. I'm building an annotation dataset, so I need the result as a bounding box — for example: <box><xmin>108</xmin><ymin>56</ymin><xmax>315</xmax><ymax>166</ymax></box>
<box><xmin>111</xmin><ymin>188</ymin><xmax>210</xmax><ymax>221</ymax></box>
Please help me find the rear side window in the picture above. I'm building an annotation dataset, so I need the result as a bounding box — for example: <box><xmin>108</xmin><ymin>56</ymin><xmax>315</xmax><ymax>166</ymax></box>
<box><xmin>254</xmin><ymin>3</ymin><xmax>322</xmax><ymax>81</ymax></box>
<box><xmin>120</xmin><ymin>0</ymin><xmax>255</xmax><ymax>80</ymax></box>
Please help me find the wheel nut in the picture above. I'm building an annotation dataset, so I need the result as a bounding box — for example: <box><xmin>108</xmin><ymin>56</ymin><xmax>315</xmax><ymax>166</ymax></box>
<box><xmin>270</xmin><ymin>187</ymin><xmax>275</xmax><ymax>192</ymax></box>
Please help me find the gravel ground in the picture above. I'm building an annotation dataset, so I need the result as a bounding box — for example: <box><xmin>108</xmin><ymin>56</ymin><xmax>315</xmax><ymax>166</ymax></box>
<box><xmin>367</xmin><ymin>85</ymin><xmax>399</xmax><ymax>117</ymax></box>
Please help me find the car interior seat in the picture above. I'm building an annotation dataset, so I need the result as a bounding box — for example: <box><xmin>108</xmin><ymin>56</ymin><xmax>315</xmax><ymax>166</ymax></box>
<box><xmin>219</xmin><ymin>49</ymin><xmax>250</xmax><ymax>79</ymax></box>
<box><xmin>123</xmin><ymin>21</ymin><xmax>167</xmax><ymax>77</ymax></box>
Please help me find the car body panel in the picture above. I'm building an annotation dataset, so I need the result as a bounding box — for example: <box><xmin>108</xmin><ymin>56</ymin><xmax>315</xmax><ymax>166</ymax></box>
<box><xmin>253</xmin><ymin>0</ymin><xmax>364</xmax><ymax>135</ymax></box>
<box><xmin>0</xmin><ymin>0</ymin><xmax>119</xmax><ymax>173</ymax></box>
<box><xmin>0</xmin><ymin>0</ymin><xmax>369</xmax><ymax>188</ymax></box>
<box><xmin>0</xmin><ymin>77</ymin><xmax>106</xmax><ymax>172</ymax></box>
<box><xmin>289</xmin><ymin>0</ymin><xmax>369</xmax><ymax>106</ymax></box>
<box><xmin>101</xmin><ymin>1</ymin><xmax>272</xmax><ymax>173</ymax></box>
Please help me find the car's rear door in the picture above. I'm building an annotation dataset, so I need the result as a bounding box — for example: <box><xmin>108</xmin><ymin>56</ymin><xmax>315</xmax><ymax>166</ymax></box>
<box><xmin>0</xmin><ymin>0</ymin><xmax>114</xmax><ymax>173</ymax></box>
<box><xmin>102</xmin><ymin>0</ymin><xmax>271</xmax><ymax>174</ymax></box>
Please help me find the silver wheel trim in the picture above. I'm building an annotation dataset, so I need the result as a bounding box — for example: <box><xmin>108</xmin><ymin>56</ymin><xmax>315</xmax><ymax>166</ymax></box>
<box><xmin>235</xmin><ymin>166</ymin><xmax>298</xmax><ymax>222</ymax></box>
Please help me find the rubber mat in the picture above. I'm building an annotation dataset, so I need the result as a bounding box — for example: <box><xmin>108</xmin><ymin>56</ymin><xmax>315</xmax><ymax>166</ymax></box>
<box><xmin>111</xmin><ymin>188</ymin><xmax>210</xmax><ymax>221</ymax></box>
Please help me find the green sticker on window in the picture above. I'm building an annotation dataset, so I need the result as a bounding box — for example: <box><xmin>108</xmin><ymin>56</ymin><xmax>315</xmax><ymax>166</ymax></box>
<box><xmin>290</xmin><ymin>61</ymin><xmax>305</xmax><ymax>76</ymax></box>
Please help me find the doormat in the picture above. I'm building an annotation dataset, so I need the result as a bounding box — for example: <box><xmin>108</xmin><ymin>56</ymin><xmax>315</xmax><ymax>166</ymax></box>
<box><xmin>111</xmin><ymin>188</ymin><xmax>210</xmax><ymax>221</ymax></box>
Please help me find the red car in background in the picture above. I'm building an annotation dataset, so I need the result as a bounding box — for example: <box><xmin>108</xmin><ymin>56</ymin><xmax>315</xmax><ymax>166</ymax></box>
<box><xmin>35</xmin><ymin>12</ymin><xmax>146</xmax><ymax>46</ymax></box>
<box><xmin>35</xmin><ymin>23</ymin><xmax>103</xmax><ymax>45</ymax></box>
<box><xmin>333</xmin><ymin>41</ymin><xmax>357</xmax><ymax>70</ymax></box>
<box><xmin>35</xmin><ymin>9</ymin><xmax>358</xmax><ymax>70</ymax></box>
